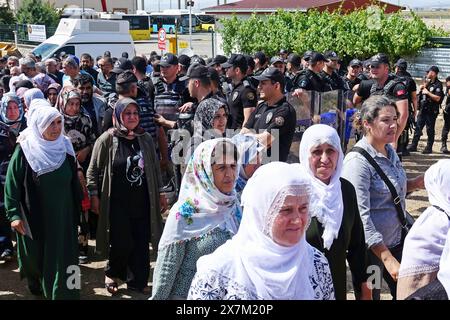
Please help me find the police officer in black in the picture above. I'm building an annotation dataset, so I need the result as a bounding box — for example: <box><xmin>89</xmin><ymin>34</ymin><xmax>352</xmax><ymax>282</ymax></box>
<box><xmin>441</xmin><ymin>76</ymin><xmax>450</xmax><ymax>154</ymax></box>
<box><xmin>394</xmin><ymin>58</ymin><xmax>418</xmax><ymax>156</ymax></box>
<box><xmin>354</xmin><ymin>53</ymin><xmax>409</xmax><ymax>152</ymax></box>
<box><xmin>221</xmin><ymin>54</ymin><xmax>258</xmax><ymax>129</ymax></box>
<box><xmin>344</xmin><ymin>59</ymin><xmax>363</xmax><ymax>92</ymax></box>
<box><xmin>242</xmin><ymin>67</ymin><xmax>296</xmax><ymax>162</ymax></box>
<box><xmin>270</xmin><ymin>56</ymin><xmax>293</xmax><ymax>93</ymax></box>
<box><xmin>294</xmin><ymin>52</ymin><xmax>329</xmax><ymax>92</ymax></box>
<box><xmin>407</xmin><ymin>66</ymin><xmax>444</xmax><ymax>154</ymax></box>
<box><xmin>320</xmin><ymin>51</ymin><xmax>348</xmax><ymax>92</ymax></box>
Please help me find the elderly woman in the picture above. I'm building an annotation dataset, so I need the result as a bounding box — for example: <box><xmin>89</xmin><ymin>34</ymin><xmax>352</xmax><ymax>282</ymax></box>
<box><xmin>299</xmin><ymin>124</ymin><xmax>370</xmax><ymax>300</ymax></box>
<box><xmin>58</xmin><ymin>86</ymin><xmax>96</xmax><ymax>171</ymax></box>
<box><xmin>23</xmin><ymin>88</ymin><xmax>45</xmax><ymax>112</ymax></box>
<box><xmin>45</xmin><ymin>83</ymin><xmax>61</xmax><ymax>107</ymax></box>
<box><xmin>342</xmin><ymin>95</ymin><xmax>424</xmax><ymax>300</ymax></box>
<box><xmin>0</xmin><ymin>93</ymin><xmax>26</xmax><ymax>262</ymax></box>
<box><xmin>150</xmin><ymin>138</ymin><xmax>241</xmax><ymax>300</ymax></box>
<box><xmin>397</xmin><ymin>159</ymin><xmax>450</xmax><ymax>299</ymax></box>
<box><xmin>87</xmin><ymin>97</ymin><xmax>165</xmax><ymax>295</ymax></box>
<box><xmin>4</xmin><ymin>101</ymin><xmax>81</xmax><ymax>299</ymax></box>
<box><xmin>188</xmin><ymin>162</ymin><xmax>335</xmax><ymax>300</ymax></box>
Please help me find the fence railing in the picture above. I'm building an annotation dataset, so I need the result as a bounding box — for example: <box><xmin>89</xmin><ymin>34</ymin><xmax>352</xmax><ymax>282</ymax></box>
<box><xmin>0</xmin><ymin>24</ymin><xmax>57</xmax><ymax>45</ymax></box>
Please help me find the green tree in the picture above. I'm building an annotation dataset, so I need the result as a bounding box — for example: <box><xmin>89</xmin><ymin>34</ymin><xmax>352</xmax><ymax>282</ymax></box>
<box><xmin>16</xmin><ymin>0</ymin><xmax>60</xmax><ymax>28</ymax></box>
<box><xmin>219</xmin><ymin>7</ymin><xmax>448</xmax><ymax>61</ymax></box>
<box><xmin>0</xmin><ymin>2</ymin><xmax>16</xmax><ymax>25</ymax></box>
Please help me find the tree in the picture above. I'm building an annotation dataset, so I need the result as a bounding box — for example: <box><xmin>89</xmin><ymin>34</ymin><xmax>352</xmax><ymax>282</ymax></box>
<box><xmin>16</xmin><ymin>0</ymin><xmax>60</xmax><ymax>28</ymax></box>
<box><xmin>219</xmin><ymin>7</ymin><xmax>448</xmax><ymax>62</ymax></box>
<box><xmin>0</xmin><ymin>2</ymin><xmax>16</xmax><ymax>25</ymax></box>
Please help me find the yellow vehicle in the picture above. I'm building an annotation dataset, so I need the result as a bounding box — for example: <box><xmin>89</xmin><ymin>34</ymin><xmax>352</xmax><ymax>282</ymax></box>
<box><xmin>196</xmin><ymin>14</ymin><xmax>216</xmax><ymax>32</ymax></box>
<box><xmin>121</xmin><ymin>14</ymin><xmax>152</xmax><ymax>41</ymax></box>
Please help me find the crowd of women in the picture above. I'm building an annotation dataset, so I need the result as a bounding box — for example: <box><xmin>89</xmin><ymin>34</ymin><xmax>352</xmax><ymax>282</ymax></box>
<box><xmin>1</xmin><ymin>53</ymin><xmax>450</xmax><ymax>301</ymax></box>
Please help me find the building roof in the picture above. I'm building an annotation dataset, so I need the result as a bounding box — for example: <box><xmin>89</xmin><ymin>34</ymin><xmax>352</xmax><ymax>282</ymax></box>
<box><xmin>202</xmin><ymin>0</ymin><xmax>404</xmax><ymax>14</ymax></box>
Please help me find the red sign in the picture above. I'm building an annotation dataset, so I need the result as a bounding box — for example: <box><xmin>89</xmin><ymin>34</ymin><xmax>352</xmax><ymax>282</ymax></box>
<box><xmin>158</xmin><ymin>28</ymin><xmax>166</xmax><ymax>50</ymax></box>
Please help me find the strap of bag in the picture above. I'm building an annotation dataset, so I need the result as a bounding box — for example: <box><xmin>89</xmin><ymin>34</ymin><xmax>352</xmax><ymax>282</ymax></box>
<box><xmin>351</xmin><ymin>146</ymin><xmax>407</xmax><ymax>228</ymax></box>
<box><xmin>432</xmin><ymin>205</ymin><xmax>450</xmax><ymax>220</ymax></box>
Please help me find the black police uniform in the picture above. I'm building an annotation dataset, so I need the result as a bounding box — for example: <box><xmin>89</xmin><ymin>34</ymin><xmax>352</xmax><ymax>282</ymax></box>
<box><xmin>357</xmin><ymin>74</ymin><xmax>408</xmax><ymax>102</ymax></box>
<box><xmin>396</xmin><ymin>70</ymin><xmax>417</xmax><ymax>152</ymax></box>
<box><xmin>343</xmin><ymin>76</ymin><xmax>361</xmax><ymax>91</ymax></box>
<box><xmin>244</xmin><ymin>97</ymin><xmax>296</xmax><ymax>162</ymax></box>
<box><xmin>441</xmin><ymin>85</ymin><xmax>450</xmax><ymax>153</ymax></box>
<box><xmin>319</xmin><ymin>70</ymin><xmax>348</xmax><ymax>91</ymax></box>
<box><xmin>409</xmin><ymin>78</ymin><xmax>444</xmax><ymax>153</ymax></box>
<box><xmin>296</xmin><ymin>69</ymin><xmax>329</xmax><ymax>92</ymax></box>
<box><xmin>227</xmin><ymin>77</ymin><xmax>257</xmax><ymax>129</ymax></box>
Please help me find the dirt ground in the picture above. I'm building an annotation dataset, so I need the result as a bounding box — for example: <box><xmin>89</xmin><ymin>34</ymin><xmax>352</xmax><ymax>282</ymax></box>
<box><xmin>1</xmin><ymin>115</ymin><xmax>449</xmax><ymax>300</ymax></box>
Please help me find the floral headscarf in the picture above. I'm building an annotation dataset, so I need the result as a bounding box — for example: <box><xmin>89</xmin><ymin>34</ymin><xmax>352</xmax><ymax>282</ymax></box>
<box><xmin>158</xmin><ymin>138</ymin><xmax>240</xmax><ymax>250</ymax></box>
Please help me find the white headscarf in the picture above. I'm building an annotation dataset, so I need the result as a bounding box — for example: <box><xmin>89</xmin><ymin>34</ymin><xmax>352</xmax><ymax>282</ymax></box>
<box><xmin>158</xmin><ymin>138</ymin><xmax>240</xmax><ymax>250</ymax></box>
<box><xmin>298</xmin><ymin>124</ymin><xmax>344</xmax><ymax>250</ymax></box>
<box><xmin>23</xmin><ymin>88</ymin><xmax>45</xmax><ymax>109</ymax></box>
<box><xmin>18</xmin><ymin>99</ymin><xmax>75</xmax><ymax>176</ymax></box>
<box><xmin>399</xmin><ymin>160</ymin><xmax>450</xmax><ymax>278</ymax></box>
<box><xmin>438</xmin><ymin>230</ymin><xmax>450</xmax><ymax>299</ymax></box>
<box><xmin>196</xmin><ymin>162</ymin><xmax>318</xmax><ymax>300</ymax></box>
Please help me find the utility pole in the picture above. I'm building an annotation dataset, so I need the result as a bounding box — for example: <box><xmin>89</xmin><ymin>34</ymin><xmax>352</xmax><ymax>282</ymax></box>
<box><xmin>187</xmin><ymin>0</ymin><xmax>194</xmax><ymax>50</ymax></box>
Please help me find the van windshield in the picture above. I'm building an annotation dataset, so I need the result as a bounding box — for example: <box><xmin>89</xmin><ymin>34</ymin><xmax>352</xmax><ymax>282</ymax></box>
<box><xmin>32</xmin><ymin>43</ymin><xmax>58</xmax><ymax>59</ymax></box>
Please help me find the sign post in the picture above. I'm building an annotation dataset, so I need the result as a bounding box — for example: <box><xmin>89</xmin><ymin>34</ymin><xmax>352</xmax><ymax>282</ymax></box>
<box><xmin>27</xmin><ymin>24</ymin><xmax>46</xmax><ymax>42</ymax></box>
<box><xmin>158</xmin><ymin>28</ymin><xmax>166</xmax><ymax>54</ymax></box>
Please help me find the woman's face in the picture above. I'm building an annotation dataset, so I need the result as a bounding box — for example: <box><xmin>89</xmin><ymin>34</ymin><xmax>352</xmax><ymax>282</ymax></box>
<box><xmin>212</xmin><ymin>107</ymin><xmax>227</xmax><ymax>134</ymax></box>
<box><xmin>365</xmin><ymin>106</ymin><xmax>398</xmax><ymax>145</ymax></box>
<box><xmin>212</xmin><ymin>152</ymin><xmax>237</xmax><ymax>194</ymax></box>
<box><xmin>6</xmin><ymin>101</ymin><xmax>20</xmax><ymax>121</ymax></box>
<box><xmin>309</xmin><ymin>143</ymin><xmax>339</xmax><ymax>184</ymax></box>
<box><xmin>42</xmin><ymin>117</ymin><xmax>62</xmax><ymax>141</ymax></box>
<box><xmin>47</xmin><ymin>89</ymin><xmax>58</xmax><ymax>105</ymax></box>
<box><xmin>65</xmin><ymin>98</ymin><xmax>81</xmax><ymax>116</ymax></box>
<box><xmin>121</xmin><ymin>104</ymin><xmax>140</xmax><ymax>131</ymax></box>
<box><xmin>272</xmin><ymin>194</ymin><xmax>309</xmax><ymax>247</ymax></box>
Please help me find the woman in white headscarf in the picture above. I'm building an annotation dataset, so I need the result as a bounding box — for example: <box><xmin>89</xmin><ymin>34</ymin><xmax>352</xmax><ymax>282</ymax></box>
<box><xmin>4</xmin><ymin>101</ymin><xmax>81</xmax><ymax>299</ymax></box>
<box><xmin>298</xmin><ymin>124</ymin><xmax>370</xmax><ymax>300</ymax></box>
<box><xmin>150</xmin><ymin>138</ymin><xmax>241</xmax><ymax>300</ymax></box>
<box><xmin>22</xmin><ymin>88</ymin><xmax>45</xmax><ymax>111</ymax></box>
<box><xmin>188</xmin><ymin>161</ymin><xmax>334</xmax><ymax>300</ymax></box>
<box><xmin>397</xmin><ymin>159</ymin><xmax>450</xmax><ymax>299</ymax></box>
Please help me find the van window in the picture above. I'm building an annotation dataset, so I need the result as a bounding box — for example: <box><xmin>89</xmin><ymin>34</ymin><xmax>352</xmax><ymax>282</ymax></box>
<box><xmin>54</xmin><ymin>46</ymin><xmax>75</xmax><ymax>57</ymax></box>
<box><xmin>32</xmin><ymin>43</ymin><xmax>58</xmax><ymax>59</ymax></box>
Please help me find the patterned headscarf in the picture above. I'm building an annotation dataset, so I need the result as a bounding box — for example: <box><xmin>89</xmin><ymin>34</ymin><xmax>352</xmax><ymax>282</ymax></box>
<box><xmin>158</xmin><ymin>138</ymin><xmax>240</xmax><ymax>250</ymax></box>
<box><xmin>0</xmin><ymin>93</ymin><xmax>24</xmax><ymax>125</ymax></box>
<box><xmin>111</xmin><ymin>97</ymin><xmax>145</xmax><ymax>138</ymax></box>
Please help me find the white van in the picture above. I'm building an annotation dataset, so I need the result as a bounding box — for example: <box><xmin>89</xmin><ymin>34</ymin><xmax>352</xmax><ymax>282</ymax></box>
<box><xmin>32</xmin><ymin>18</ymin><xmax>136</xmax><ymax>60</ymax></box>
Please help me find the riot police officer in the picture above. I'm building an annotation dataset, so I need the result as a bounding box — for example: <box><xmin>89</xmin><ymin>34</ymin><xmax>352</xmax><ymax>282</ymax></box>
<box><xmin>407</xmin><ymin>66</ymin><xmax>444</xmax><ymax>154</ymax></box>
<box><xmin>294</xmin><ymin>52</ymin><xmax>329</xmax><ymax>92</ymax></box>
<box><xmin>354</xmin><ymin>53</ymin><xmax>409</xmax><ymax>151</ymax></box>
<box><xmin>441</xmin><ymin>76</ymin><xmax>450</xmax><ymax>154</ymax></box>
<box><xmin>320</xmin><ymin>51</ymin><xmax>348</xmax><ymax>91</ymax></box>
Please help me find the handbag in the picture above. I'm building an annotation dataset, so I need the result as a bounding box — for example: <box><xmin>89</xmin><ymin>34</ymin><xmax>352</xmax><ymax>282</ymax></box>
<box><xmin>351</xmin><ymin>147</ymin><xmax>414</xmax><ymax>241</ymax></box>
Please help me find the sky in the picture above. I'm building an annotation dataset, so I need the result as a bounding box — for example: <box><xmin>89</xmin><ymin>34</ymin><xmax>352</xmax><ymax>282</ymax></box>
<box><xmin>144</xmin><ymin>0</ymin><xmax>450</xmax><ymax>11</ymax></box>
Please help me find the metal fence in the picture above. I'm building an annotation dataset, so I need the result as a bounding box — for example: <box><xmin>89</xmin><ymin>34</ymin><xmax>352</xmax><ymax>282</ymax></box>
<box><xmin>406</xmin><ymin>37</ymin><xmax>450</xmax><ymax>80</ymax></box>
<box><xmin>0</xmin><ymin>24</ymin><xmax>57</xmax><ymax>45</ymax></box>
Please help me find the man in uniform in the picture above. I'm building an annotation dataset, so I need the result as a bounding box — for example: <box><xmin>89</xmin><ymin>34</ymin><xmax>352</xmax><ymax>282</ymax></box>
<box><xmin>270</xmin><ymin>56</ymin><xmax>293</xmax><ymax>93</ymax></box>
<box><xmin>344</xmin><ymin>59</ymin><xmax>363</xmax><ymax>92</ymax></box>
<box><xmin>441</xmin><ymin>76</ymin><xmax>450</xmax><ymax>154</ymax></box>
<box><xmin>293</xmin><ymin>52</ymin><xmax>329</xmax><ymax>92</ymax></box>
<box><xmin>354</xmin><ymin>53</ymin><xmax>409</xmax><ymax>150</ymax></box>
<box><xmin>242</xmin><ymin>68</ymin><xmax>296</xmax><ymax>162</ymax></box>
<box><xmin>394</xmin><ymin>58</ymin><xmax>417</xmax><ymax>156</ymax></box>
<box><xmin>253</xmin><ymin>51</ymin><xmax>267</xmax><ymax>77</ymax></box>
<box><xmin>320</xmin><ymin>51</ymin><xmax>348</xmax><ymax>91</ymax></box>
<box><xmin>222</xmin><ymin>54</ymin><xmax>257</xmax><ymax>129</ymax></box>
<box><xmin>407</xmin><ymin>66</ymin><xmax>444</xmax><ymax>154</ymax></box>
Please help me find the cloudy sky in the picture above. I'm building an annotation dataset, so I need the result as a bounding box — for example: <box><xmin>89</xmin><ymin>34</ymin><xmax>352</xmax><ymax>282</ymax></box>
<box><xmin>144</xmin><ymin>0</ymin><xmax>450</xmax><ymax>11</ymax></box>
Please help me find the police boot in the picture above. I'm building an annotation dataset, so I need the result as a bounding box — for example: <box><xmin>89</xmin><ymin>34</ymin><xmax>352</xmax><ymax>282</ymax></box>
<box><xmin>422</xmin><ymin>143</ymin><xmax>433</xmax><ymax>154</ymax></box>
<box><xmin>406</xmin><ymin>141</ymin><xmax>418</xmax><ymax>152</ymax></box>
<box><xmin>441</xmin><ymin>141</ymin><xmax>450</xmax><ymax>154</ymax></box>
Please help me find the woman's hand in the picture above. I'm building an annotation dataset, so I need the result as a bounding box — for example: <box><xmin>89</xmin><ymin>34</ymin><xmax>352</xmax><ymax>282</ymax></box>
<box><xmin>91</xmin><ymin>195</ymin><xmax>100</xmax><ymax>214</ymax></box>
<box><xmin>11</xmin><ymin>220</ymin><xmax>26</xmax><ymax>235</ymax></box>
<box><xmin>76</xmin><ymin>147</ymin><xmax>91</xmax><ymax>164</ymax></box>
<box><xmin>383</xmin><ymin>255</ymin><xmax>400</xmax><ymax>282</ymax></box>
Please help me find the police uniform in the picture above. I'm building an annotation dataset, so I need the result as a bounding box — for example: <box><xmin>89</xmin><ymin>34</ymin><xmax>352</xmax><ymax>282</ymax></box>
<box><xmin>296</xmin><ymin>69</ymin><xmax>329</xmax><ymax>92</ymax></box>
<box><xmin>245</xmin><ymin>97</ymin><xmax>296</xmax><ymax>162</ymax></box>
<box><xmin>227</xmin><ymin>77</ymin><xmax>257</xmax><ymax>129</ymax></box>
<box><xmin>343</xmin><ymin>76</ymin><xmax>361</xmax><ymax>92</ymax></box>
<box><xmin>320</xmin><ymin>70</ymin><xmax>348</xmax><ymax>91</ymax></box>
<box><xmin>441</xmin><ymin>84</ymin><xmax>450</xmax><ymax>153</ymax></box>
<box><xmin>356</xmin><ymin>74</ymin><xmax>408</xmax><ymax>102</ymax></box>
<box><xmin>409</xmin><ymin>75</ymin><xmax>444</xmax><ymax>153</ymax></box>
